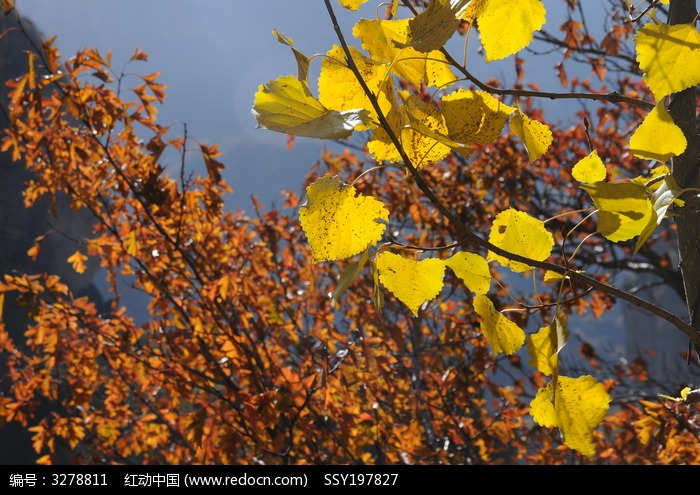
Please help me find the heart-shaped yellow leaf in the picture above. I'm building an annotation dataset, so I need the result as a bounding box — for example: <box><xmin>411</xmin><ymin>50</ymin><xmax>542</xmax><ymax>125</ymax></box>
<box><xmin>376</xmin><ymin>252</ymin><xmax>446</xmax><ymax>316</ymax></box>
<box><xmin>299</xmin><ymin>175</ymin><xmax>389</xmax><ymax>263</ymax></box>
<box><xmin>510</xmin><ymin>110</ymin><xmax>553</xmax><ymax>161</ymax></box>
<box><xmin>629</xmin><ymin>102</ymin><xmax>687</xmax><ymax>162</ymax></box>
<box><xmin>472</xmin><ymin>0</ymin><xmax>547</xmax><ymax>62</ymax></box>
<box><xmin>635</xmin><ymin>23</ymin><xmax>700</xmax><ymax>101</ymax></box>
<box><xmin>572</xmin><ymin>151</ymin><xmax>607</xmax><ymax>183</ymax></box>
<box><xmin>487</xmin><ymin>208</ymin><xmax>554</xmax><ymax>273</ymax></box>
<box><xmin>442</xmin><ymin>89</ymin><xmax>516</xmax><ymax>146</ymax></box>
<box><xmin>445</xmin><ymin>252</ymin><xmax>491</xmax><ymax>295</ymax></box>
<box><xmin>530</xmin><ymin>375</ymin><xmax>611</xmax><ymax>457</ymax></box>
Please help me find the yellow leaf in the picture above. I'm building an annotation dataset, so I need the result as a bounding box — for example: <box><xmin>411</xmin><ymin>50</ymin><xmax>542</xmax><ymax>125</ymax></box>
<box><xmin>631</xmin><ymin>164</ymin><xmax>670</xmax><ymax>190</ymax></box>
<box><xmin>367</xmin><ymin>105</ymin><xmax>407</xmax><ymax>164</ymax></box>
<box><xmin>635</xmin><ymin>23</ymin><xmax>700</xmax><ymax>101</ymax></box>
<box><xmin>473</xmin><ymin>294</ymin><xmax>525</xmax><ymax>355</ymax></box>
<box><xmin>474</xmin><ymin>0</ymin><xmax>547</xmax><ymax>62</ymax></box>
<box><xmin>397</xmin><ymin>0</ymin><xmax>461</xmax><ymax>52</ymax></box>
<box><xmin>531</xmin><ymin>375</ymin><xmax>611</xmax><ymax>457</ymax></box>
<box><xmin>125</xmin><ymin>230</ymin><xmax>138</xmax><ymax>256</ymax></box>
<box><xmin>369</xmin><ymin>91</ymin><xmax>452</xmax><ymax>167</ymax></box>
<box><xmin>376</xmin><ymin>252</ymin><xmax>446</xmax><ymax>316</ymax></box>
<box><xmin>526</xmin><ymin>313</ymin><xmax>569</xmax><ymax>376</ymax></box>
<box><xmin>572</xmin><ymin>151</ymin><xmax>607</xmax><ymax>183</ymax></box>
<box><xmin>445</xmin><ymin>252</ymin><xmax>491</xmax><ymax>295</ymax></box>
<box><xmin>629</xmin><ymin>102</ymin><xmax>687</xmax><ymax>162</ymax></box>
<box><xmin>318</xmin><ymin>45</ymin><xmax>393</xmax><ymax>131</ymax></box>
<box><xmin>442</xmin><ymin>89</ymin><xmax>516</xmax><ymax>146</ymax></box>
<box><xmin>510</xmin><ymin>110</ymin><xmax>553</xmax><ymax>161</ymax></box>
<box><xmin>353</xmin><ymin>19</ymin><xmax>457</xmax><ymax>88</ymax></box>
<box><xmin>634</xmin><ymin>174</ymin><xmax>686</xmax><ymax>254</ymax></box>
<box><xmin>458</xmin><ymin>0</ymin><xmax>488</xmax><ymax>22</ymax></box>
<box><xmin>487</xmin><ymin>208</ymin><xmax>554</xmax><ymax>273</ymax></box>
<box><xmin>580</xmin><ymin>182</ymin><xmax>653</xmax><ymax>242</ymax></box>
<box><xmin>299</xmin><ymin>175</ymin><xmax>389</xmax><ymax>263</ymax></box>
<box><xmin>252</xmin><ymin>75</ymin><xmax>371</xmax><ymax>139</ymax></box>
<box><xmin>529</xmin><ymin>382</ymin><xmax>558</xmax><ymax>428</ymax></box>
<box><xmin>543</xmin><ymin>270</ymin><xmax>566</xmax><ymax>282</ymax></box>
<box><xmin>339</xmin><ymin>0</ymin><xmax>368</xmax><ymax>10</ymax></box>
<box><xmin>272</xmin><ymin>29</ymin><xmax>310</xmax><ymax>85</ymax></box>
<box><xmin>67</xmin><ymin>250</ymin><xmax>88</xmax><ymax>274</ymax></box>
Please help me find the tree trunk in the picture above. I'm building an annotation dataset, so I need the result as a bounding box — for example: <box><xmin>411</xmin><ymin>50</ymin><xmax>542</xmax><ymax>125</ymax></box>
<box><xmin>669</xmin><ymin>0</ymin><xmax>700</xmax><ymax>338</ymax></box>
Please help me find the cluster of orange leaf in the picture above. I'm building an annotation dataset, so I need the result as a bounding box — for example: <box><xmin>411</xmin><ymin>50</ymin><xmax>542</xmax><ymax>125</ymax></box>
<box><xmin>0</xmin><ymin>0</ymin><xmax>699</xmax><ymax>465</ymax></box>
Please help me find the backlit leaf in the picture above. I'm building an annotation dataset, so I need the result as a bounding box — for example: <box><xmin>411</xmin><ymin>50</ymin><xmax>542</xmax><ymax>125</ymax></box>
<box><xmin>353</xmin><ymin>19</ymin><xmax>457</xmax><ymax>88</ymax></box>
<box><xmin>629</xmin><ymin>102</ymin><xmax>687</xmax><ymax>162</ymax></box>
<box><xmin>445</xmin><ymin>252</ymin><xmax>491</xmax><ymax>295</ymax></box>
<box><xmin>457</xmin><ymin>0</ymin><xmax>487</xmax><ymax>21</ymax></box>
<box><xmin>67</xmin><ymin>250</ymin><xmax>88</xmax><ymax>274</ymax></box>
<box><xmin>272</xmin><ymin>29</ymin><xmax>310</xmax><ymax>85</ymax></box>
<box><xmin>442</xmin><ymin>89</ymin><xmax>516</xmax><ymax>146</ymax></box>
<box><xmin>299</xmin><ymin>175</ymin><xmax>389</xmax><ymax>263</ymax></box>
<box><xmin>252</xmin><ymin>75</ymin><xmax>371</xmax><ymax>139</ymax></box>
<box><xmin>581</xmin><ymin>182</ymin><xmax>653</xmax><ymax>243</ymax></box>
<box><xmin>473</xmin><ymin>0</ymin><xmax>547</xmax><ymax>62</ymax></box>
<box><xmin>510</xmin><ymin>110</ymin><xmax>552</xmax><ymax>161</ymax></box>
<box><xmin>368</xmin><ymin>91</ymin><xmax>452</xmax><ymax>167</ymax></box>
<box><xmin>318</xmin><ymin>45</ymin><xmax>393</xmax><ymax>131</ymax></box>
<box><xmin>530</xmin><ymin>375</ymin><xmax>611</xmax><ymax>457</ymax></box>
<box><xmin>635</xmin><ymin>23</ymin><xmax>700</xmax><ymax>101</ymax></box>
<box><xmin>527</xmin><ymin>313</ymin><xmax>569</xmax><ymax>376</ymax></box>
<box><xmin>634</xmin><ymin>174</ymin><xmax>686</xmax><ymax>254</ymax></box>
<box><xmin>487</xmin><ymin>208</ymin><xmax>554</xmax><ymax>273</ymax></box>
<box><xmin>572</xmin><ymin>151</ymin><xmax>606</xmax><ymax>183</ymax></box>
<box><xmin>376</xmin><ymin>252</ymin><xmax>446</xmax><ymax>316</ymax></box>
<box><xmin>543</xmin><ymin>270</ymin><xmax>566</xmax><ymax>282</ymax></box>
<box><xmin>339</xmin><ymin>0</ymin><xmax>368</xmax><ymax>9</ymax></box>
<box><xmin>473</xmin><ymin>294</ymin><xmax>525</xmax><ymax>355</ymax></box>
<box><xmin>397</xmin><ymin>0</ymin><xmax>461</xmax><ymax>52</ymax></box>
<box><xmin>631</xmin><ymin>164</ymin><xmax>670</xmax><ymax>191</ymax></box>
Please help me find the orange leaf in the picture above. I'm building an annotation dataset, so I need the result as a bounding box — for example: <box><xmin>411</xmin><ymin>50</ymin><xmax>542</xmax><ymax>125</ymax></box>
<box><xmin>67</xmin><ymin>251</ymin><xmax>88</xmax><ymax>274</ymax></box>
<box><xmin>2</xmin><ymin>0</ymin><xmax>15</xmax><ymax>15</ymax></box>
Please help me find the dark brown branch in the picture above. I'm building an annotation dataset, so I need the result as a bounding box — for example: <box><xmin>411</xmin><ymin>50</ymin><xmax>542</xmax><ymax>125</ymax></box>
<box><xmin>669</xmin><ymin>1</ymin><xmax>700</xmax><ymax>337</ymax></box>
